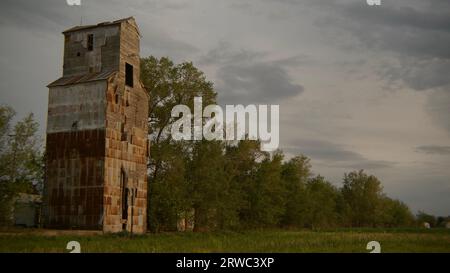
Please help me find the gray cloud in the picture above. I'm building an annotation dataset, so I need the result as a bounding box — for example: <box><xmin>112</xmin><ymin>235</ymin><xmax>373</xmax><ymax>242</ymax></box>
<box><xmin>0</xmin><ymin>0</ymin><xmax>198</xmax><ymax>60</ymax></box>
<box><xmin>247</xmin><ymin>0</ymin><xmax>450</xmax><ymax>93</ymax></box>
<box><xmin>200</xmin><ymin>43</ymin><xmax>304</xmax><ymax>104</ymax></box>
<box><xmin>426</xmin><ymin>89</ymin><xmax>450</xmax><ymax>135</ymax></box>
<box><xmin>316</xmin><ymin>1</ymin><xmax>450</xmax><ymax>80</ymax></box>
<box><xmin>286</xmin><ymin>139</ymin><xmax>394</xmax><ymax>171</ymax></box>
<box><xmin>416</xmin><ymin>145</ymin><xmax>450</xmax><ymax>155</ymax></box>
<box><xmin>0</xmin><ymin>0</ymin><xmax>72</xmax><ymax>32</ymax></box>
<box><xmin>271</xmin><ymin>55</ymin><xmax>314</xmax><ymax>68</ymax></box>
<box><xmin>337</xmin><ymin>1</ymin><xmax>450</xmax><ymax>37</ymax></box>
<box><xmin>333</xmin><ymin>160</ymin><xmax>395</xmax><ymax>170</ymax></box>
<box><xmin>198</xmin><ymin>42</ymin><xmax>266</xmax><ymax>66</ymax></box>
<box><xmin>379</xmin><ymin>60</ymin><xmax>450</xmax><ymax>92</ymax></box>
<box><xmin>296</xmin><ymin>0</ymin><xmax>450</xmax><ymax>135</ymax></box>
<box><xmin>287</xmin><ymin>139</ymin><xmax>364</xmax><ymax>162</ymax></box>
<box><xmin>217</xmin><ymin>62</ymin><xmax>304</xmax><ymax>104</ymax></box>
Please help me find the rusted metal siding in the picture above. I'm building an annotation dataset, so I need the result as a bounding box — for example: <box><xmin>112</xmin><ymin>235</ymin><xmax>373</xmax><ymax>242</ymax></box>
<box><xmin>45</xmin><ymin>129</ymin><xmax>105</xmax><ymax>229</ymax></box>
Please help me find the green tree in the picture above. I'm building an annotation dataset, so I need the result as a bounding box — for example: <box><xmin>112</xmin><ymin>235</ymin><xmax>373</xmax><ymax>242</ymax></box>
<box><xmin>377</xmin><ymin>197</ymin><xmax>415</xmax><ymax>227</ymax></box>
<box><xmin>141</xmin><ymin>56</ymin><xmax>216</xmax><ymax>144</ymax></box>
<box><xmin>0</xmin><ymin>106</ymin><xmax>43</xmax><ymax>225</ymax></box>
<box><xmin>187</xmin><ymin>140</ymin><xmax>232</xmax><ymax>231</ymax></box>
<box><xmin>416</xmin><ymin>211</ymin><xmax>437</xmax><ymax>227</ymax></box>
<box><xmin>245</xmin><ymin>151</ymin><xmax>285</xmax><ymax>227</ymax></box>
<box><xmin>436</xmin><ymin>216</ymin><xmax>450</xmax><ymax>227</ymax></box>
<box><xmin>141</xmin><ymin>56</ymin><xmax>216</xmax><ymax>181</ymax></box>
<box><xmin>225</xmin><ymin>139</ymin><xmax>264</xmax><ymax>229</ymax></box>
<box><xmin>147</xmin><ymin>141</ymin><xmax>189</xmax><ymax>231</ymax></box>
<box><xmin>304</xmin><ymin>175</ymin><xmax>340</xmax><ymax>229</ymax></box>
<box><xmin>140</xmin><ymin>56</ymin><xmax>217</xmax><ymax>231</ymax></box>
<box><xmin>341</xmin><ymin>170</ymin><xmax>384</xmax><ymax>227</ymax></box>
<box><xmin>280</xmin><ymin>155</ymin><xmax>311</xmax><ymax>227</ymax></box>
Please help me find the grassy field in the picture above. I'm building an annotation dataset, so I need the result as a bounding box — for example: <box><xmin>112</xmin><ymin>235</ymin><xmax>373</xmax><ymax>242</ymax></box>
<box><xmin>0</xmin><ymin>228</ymin><xmax>449</xmax><ymax>253</ymax></box>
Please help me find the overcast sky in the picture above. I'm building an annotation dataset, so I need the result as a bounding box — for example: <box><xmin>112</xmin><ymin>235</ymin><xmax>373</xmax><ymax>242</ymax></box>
<box><xmin>1</xmin><ymin>0</ymin><xmax>449</xmax><ymax>215</ymax></box>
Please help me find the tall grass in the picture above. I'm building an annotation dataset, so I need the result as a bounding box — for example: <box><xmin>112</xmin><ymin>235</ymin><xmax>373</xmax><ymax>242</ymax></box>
<box><xmin>0</xmin><ymin>228</ymin><xmax>449</xmax><ymax>253</ymax></box>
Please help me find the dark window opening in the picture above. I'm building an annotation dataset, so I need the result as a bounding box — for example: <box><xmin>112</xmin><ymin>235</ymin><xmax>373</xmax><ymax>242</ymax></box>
<box><xmin>125</xmin><ymin>63</ymin><xmax>134</xmax><ymax>87</ymax></box>
<box><xmin>87</xmin><ymin>34</ymin><xmax>94</xmax><ymax>51</ymax></box>
<box><xmin>120</xmin><ymin>122</ymin><xmax>127</xmax><ymax>141</ymax></box>
<box><xmin>76</xmin><ymin>52</ymin><xmax>81</xmax><ymax>57</ymax></box>
<box><xmin>120</xmin><ymin>170</ymin><xmax>128</xmax><ymax>231</ymax></box>
<box><xmin>71</xmin><ymin>121</ymin><xmax>78</xmax><ymax>130</ymax></box>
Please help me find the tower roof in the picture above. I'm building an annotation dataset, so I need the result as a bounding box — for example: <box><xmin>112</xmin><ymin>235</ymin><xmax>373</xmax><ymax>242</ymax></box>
<box><xmin>62</xmin><ymin>17</ymin><xmax>140</xmax><ymax>36</ymax></box>
<box><xmin>47</xmin><ymin>70</ymin><xmax>117</xmax><ymax>87</ymax></box>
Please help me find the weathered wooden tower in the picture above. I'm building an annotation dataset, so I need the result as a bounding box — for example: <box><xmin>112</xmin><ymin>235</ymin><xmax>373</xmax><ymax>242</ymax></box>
<box><xmin>44</xmin><ymin>17</ymin><xmax>149</xmax><ymax>233</ymax></box>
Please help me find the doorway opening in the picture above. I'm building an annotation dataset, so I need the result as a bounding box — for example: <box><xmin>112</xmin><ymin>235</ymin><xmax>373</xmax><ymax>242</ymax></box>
<box><xmin>120</xmin><ymin>169</ymin><xmax>128</xmax><ymax>231</ymax></box>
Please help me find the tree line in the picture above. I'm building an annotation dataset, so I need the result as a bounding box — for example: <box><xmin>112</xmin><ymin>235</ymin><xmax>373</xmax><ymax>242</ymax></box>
<box><xmin>141</xmin><ymin>56</ymin><xmax>419</xmax><ymax>232</ymax></box>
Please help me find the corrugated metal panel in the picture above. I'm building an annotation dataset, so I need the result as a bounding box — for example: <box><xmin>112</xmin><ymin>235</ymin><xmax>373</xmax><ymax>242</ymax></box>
<box><xmin>47</xmin><ymin>70</ymin><xmax>116</xmax><ymax>87</ymax></box>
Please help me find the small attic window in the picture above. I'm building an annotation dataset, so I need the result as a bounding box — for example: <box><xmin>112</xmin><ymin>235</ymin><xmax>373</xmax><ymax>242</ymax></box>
<box><xmin>87</xmin><ymin>34</ymin><xmax>94</xmax><ymax>51</ymax></box>
<box><xmin>125</xmin><ymin>63</ymin><xmax>134</xmax><ymax>87</ymax></box>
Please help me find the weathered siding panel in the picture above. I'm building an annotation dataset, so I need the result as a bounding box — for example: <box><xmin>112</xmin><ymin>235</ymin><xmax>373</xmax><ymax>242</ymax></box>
<box><xmin>47</xmin><ymin>81</ymin><xmax>107</xmax><ymax>133</ymax></box>
<box><xmin>63</xmin><ymin>26</ymin><xmax>120</xmax><ymax>76</ymax></box>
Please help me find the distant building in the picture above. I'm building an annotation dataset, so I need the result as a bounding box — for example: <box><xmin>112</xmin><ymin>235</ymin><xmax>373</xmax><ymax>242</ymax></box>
<box><xmin>14</xmin><ymin>193</ymin><xmax>42</xmax><ymax>228</ymax></box>
<box><xmin>177</xmin><ymin>210</ymin><xmax>194</xmax><ymax>232</ymax></box>
<box><xmin>44</xmin><ymin>17</ymin><xmax>149</xmax><ymax>233</ymax></box>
